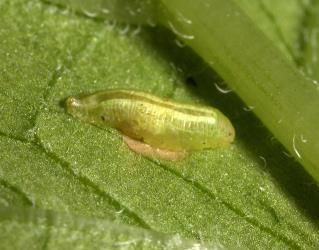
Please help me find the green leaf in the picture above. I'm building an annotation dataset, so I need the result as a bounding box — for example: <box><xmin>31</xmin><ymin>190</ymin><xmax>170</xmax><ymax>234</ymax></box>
<box><xmin>1</xmin><ymin>0</ymin><xmax>319</xmax><ymax>249</ymax></box>
<box><xmin>0</xmin><ymin>206</ymin><xmax>213</xmax><ymax>250</ymax></box>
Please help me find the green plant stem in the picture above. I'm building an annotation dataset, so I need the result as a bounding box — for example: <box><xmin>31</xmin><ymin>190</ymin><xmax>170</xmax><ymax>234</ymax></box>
<box><xmin>158</xmin><ymin>0</ymin><xmax>319</xmax><ymax>183</ymax></box>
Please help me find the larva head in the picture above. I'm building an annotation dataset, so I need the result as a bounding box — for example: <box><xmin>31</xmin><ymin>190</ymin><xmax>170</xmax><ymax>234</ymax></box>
<box><xmin>66</xmin><ymin>96</ymin><xmax>89</xmax><ymax>122</ymax></box>
<box><xmin>66</xmin><ymin>95</ymin><xmax>111</xmax><ymax>127</ymax></box>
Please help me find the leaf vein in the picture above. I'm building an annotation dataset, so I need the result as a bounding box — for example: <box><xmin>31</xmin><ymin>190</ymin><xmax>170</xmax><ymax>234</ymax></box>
<box><xmin>147</xmin><ymin>158</ymin><xmax>302</xmax><ymax>249</ymax></box>
<box><xmin>0</xmin><ymin>178</ymin><xmax>34</xmax><ymax>207</ymax></box>
<box><xmin>33</xmin><ymin>135</ymin><xmax>152</xmax><ymax>230</ymax></box>
<box><xmin>0</xmin><ymin>130</ymin><xmax>151</xmax><ymax>229</ymax></box>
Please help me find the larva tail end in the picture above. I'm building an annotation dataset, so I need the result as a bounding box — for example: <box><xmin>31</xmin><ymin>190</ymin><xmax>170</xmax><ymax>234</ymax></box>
<box><xmin>227</xmin><ymin>124</ymin><xmax>235</xmax><ymax>144</ymax></box>
<box><xmin>219</xmin><ymin>115</ymin><xmax>235</xmax><ymax>147</ymax></box>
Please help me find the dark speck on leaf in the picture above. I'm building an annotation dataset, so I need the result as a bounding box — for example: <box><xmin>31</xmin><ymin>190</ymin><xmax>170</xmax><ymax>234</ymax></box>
<box><xmin>186</xmin><ymin>76</ymin><xmax>197</xmax><ymax>87</ymax></box>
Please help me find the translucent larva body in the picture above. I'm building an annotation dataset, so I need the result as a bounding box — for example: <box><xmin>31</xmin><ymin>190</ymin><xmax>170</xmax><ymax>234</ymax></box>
<box><xmin>66</xmin><ymin>89</ymin><xmax>235</xmax><ymax>151</ymax></box>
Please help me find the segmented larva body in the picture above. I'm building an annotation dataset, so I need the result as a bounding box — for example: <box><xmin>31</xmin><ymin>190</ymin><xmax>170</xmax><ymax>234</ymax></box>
<box><xmin>66</xmin><ymin>89</ymin><xmax>235</xmax><ymax>151</ymax></box>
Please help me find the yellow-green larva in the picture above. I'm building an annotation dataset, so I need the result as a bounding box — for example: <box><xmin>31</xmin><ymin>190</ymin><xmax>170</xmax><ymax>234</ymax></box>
<box><xmin>66</xmin><ymin>89</ymin><xmax>235</xmax><ymax>152</ymax></box>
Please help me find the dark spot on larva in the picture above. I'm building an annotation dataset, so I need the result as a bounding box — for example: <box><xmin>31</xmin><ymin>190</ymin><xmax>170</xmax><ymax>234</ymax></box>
<box><xmin>186</xmin><ymin>76</ymin><xmax>197</xmax><ymax>87</ymax></box>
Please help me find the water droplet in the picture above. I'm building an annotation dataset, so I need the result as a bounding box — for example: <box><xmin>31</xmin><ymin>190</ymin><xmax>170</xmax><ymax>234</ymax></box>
<box><xmin>119</xmin><ymin>24</ymin><xmax>130</xmax><ymax>35</ymax></box>
<box><xmin>269</xmin><ymin>136</ymin><xmax>277</xmax><ymax>143</ymax></box>
<box><xmin>82</xmin><ymin>9</ymin><xmax>98</xmax><ymax>18</ymax></box>
<box><xmin>131</xmin><ymin>25</ymin><xmax>141</xmax><ymax>36</ymax></box>
<box><xmin>168</xmin><ymin>21</ymin><xmax>194</xmax><ymax>40</ymax></box>
<box><xmin>101</xmin><ymin>8</ymin><xmax>110</xmax><ymax>14</ymax></box>
<box><xmin>300</xmin><ymin>134</ymin><xmax>308</xmax><ymax>143</ymax></box>
<box><xmin>214</xmin><ymin>83</ymin><xmax>232</xmax><ymax>94</ymax></box>
<box><xmin>174</xmin><ymin>39</ymin><xmax>186</xmax><ymax>48</ymax></box>
<box><xmin>177</xmin><ymin>11</ymin><xmax>192</xmax><ymax>24</ymax></box>
<box><xmin>259</xmin><ymin>156</ymin><xmax>267</xmax><ymax>167</ymax></box>
<box><xmin>114</xmin><ymin>240</ymin><xmax>137</xmax><ymax>247</ymax></box>
<box><xmin>169</xmin><ymin>62</ymin><xmax>183</xmax><ymax>73</ymax></box>
<box><xmin>282</xmin><ymin>151</ymin><xmax>293</xmax><ymax>158</ymax></box>
<box><xmin>115</xmin><ymin>208</ymin><xmax>125</xmax><ymax>214</ymax></box>
<box><xmin>243</xmin><ymin>106</ymin><xmax>255</xmax><ymax>112</ymax></box>
<box><xmin>292</xmin><ymin>134</ymin><xmax>302</xmax><ymax>159</ymax></box>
